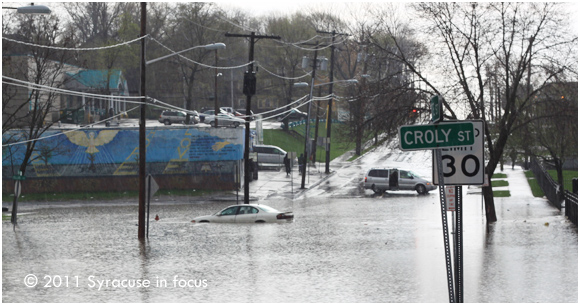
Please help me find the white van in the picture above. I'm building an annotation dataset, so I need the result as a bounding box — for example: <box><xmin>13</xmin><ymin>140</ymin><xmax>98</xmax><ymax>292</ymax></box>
<box><xmin>252</xmin><ymin>145</ymin><xmax>286</xmax><ymax>166</ymax></box>
<box><xmin>364</xmin><ymin>168</ymin><xmax>436</xmax><ymax>195</ymax></box>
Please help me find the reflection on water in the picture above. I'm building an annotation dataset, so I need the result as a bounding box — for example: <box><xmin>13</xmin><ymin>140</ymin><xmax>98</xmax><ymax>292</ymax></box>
<box><xmin>2</xmin><ymin>195</ymin><xmax>577</xmax><ymax>302</ymax></box>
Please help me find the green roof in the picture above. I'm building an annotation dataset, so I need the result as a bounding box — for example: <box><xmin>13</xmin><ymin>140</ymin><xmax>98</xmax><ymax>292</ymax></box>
<box><xmin>67</xmin><ymin>69</ymin><xmax>124</xmax><ymax>90</ymax></box>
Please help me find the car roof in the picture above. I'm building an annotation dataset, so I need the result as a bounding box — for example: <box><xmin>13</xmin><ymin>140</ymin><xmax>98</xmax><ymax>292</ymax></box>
<box><xmin>253</xmin><ymin>144</ymin><xmax>280</xmax><ymax>148</ymax></box>
<box><xmin>224</xmin><ymin>204</ymin><xmax>274</xmax><ymax>209</ymax></box>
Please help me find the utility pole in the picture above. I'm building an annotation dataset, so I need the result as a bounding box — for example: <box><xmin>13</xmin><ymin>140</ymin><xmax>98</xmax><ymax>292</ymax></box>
<box><xmin>138</xmin><ymin>2</ymin><xmax>147</xmax><ymax>240</ymax></box>
<box><xmin>225</xmin><ymin>31</ymin><xmax>281</xmax><ymax>204</ymax></box>
<box><xmin>300</xmin><ymin>42</ymin><xmax>322</xmax><ymax>189</ymax></box>
<box><xmin>317</xmin><ymin>30</ymin><xmax>349</xmax><ymax>174</ymax></box>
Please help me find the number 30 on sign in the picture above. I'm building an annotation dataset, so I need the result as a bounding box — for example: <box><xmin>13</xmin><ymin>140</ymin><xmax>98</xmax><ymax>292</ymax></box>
<box><xmin>433</xmin><ymin>120</ymin><xmax>485</xmax><ymax>185</ymax></box>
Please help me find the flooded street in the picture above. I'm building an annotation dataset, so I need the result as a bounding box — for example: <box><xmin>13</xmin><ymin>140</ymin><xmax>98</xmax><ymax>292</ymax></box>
<box><xmin>3</xmin><ymin>188</ymin><xmax>577</xmax><ymax>302</ymax></box>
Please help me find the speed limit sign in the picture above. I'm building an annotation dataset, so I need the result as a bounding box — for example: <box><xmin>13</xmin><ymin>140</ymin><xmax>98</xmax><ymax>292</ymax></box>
<box><xmin>433</xmin><ymin>120</ymin><xmax>485</xmax><ymax>185</ymax></box>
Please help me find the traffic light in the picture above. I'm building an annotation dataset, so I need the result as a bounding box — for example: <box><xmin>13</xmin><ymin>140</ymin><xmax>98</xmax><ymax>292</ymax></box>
<box><xmin>409</xmin><ymin>107</ymin><xmax>418</xmax><ymax>118</ymax></box>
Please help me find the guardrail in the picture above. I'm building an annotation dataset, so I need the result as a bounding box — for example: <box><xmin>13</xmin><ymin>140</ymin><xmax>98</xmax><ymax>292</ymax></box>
<box><xmin>286</xmin><ymin>118</ymin><xmax>343</xmax><ymax>129</ymax></box>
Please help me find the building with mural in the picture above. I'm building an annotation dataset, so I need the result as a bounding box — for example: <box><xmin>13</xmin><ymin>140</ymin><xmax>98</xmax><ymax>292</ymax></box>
<box><xmin>2</xmin><ymin>126</ymin><xmax>245</xmax><ymax>194</ymax></box>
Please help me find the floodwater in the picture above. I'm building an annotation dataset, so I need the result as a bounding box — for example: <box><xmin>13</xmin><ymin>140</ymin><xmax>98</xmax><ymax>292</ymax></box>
<box><xmin>2</xmin><ymin>192</ymin><xmax>578</xmax><ymax>303</ymax></box>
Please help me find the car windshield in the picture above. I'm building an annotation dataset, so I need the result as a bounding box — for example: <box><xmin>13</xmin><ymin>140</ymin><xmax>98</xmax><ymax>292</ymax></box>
<box><xmin>256</xmin><ymin>205</ymin><xmax>279</xmax><ymax>213</ymax></box>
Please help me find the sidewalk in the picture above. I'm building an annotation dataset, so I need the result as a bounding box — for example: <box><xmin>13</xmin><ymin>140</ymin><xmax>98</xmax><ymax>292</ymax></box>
<box><xmin>491</xmin><ymin>166</ymin><xmax>534</xmax><ymax>198</ymax></box>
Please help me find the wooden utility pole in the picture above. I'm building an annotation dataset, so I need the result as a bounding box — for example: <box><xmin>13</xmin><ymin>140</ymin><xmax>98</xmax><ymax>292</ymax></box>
<box><xmin>138</xmin><ymin>2</ymin><xmax>147</xmax><ymax>239</ymax></box>
<box><xmin>316</xmin><ymin>30</ymin><xmax>349</xmax><ymax>174</ymax></box>
<box><xmin>225</xmin><ymin>32</ymin><xmax>281</xmax><ymax>203</ymax></box>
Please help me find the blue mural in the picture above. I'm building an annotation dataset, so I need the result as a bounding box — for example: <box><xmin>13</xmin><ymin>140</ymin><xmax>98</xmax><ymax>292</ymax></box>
<box><xmin>2</xmin><ymin>126</ymin><xmax>245</xmax><ymax>177</ymax></box>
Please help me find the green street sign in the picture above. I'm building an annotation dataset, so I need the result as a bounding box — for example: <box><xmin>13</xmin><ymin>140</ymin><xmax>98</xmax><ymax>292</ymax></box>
<box><xmin>12</xmin><ymin>175</ymin><xmax>26</xmax><ymax>181</ymax></box>
<box><xmin>431</xmin><ymin>95</ymin><xmax>442</xmax><ymax>123</ymax></box>
<box><xmin>399</xmin><ymin>121</ymin><xmax>475</xmax><ymax>150</ymax></box>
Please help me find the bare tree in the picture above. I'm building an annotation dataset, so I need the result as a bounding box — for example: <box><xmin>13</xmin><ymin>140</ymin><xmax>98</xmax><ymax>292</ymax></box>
<box><xmin>260</xmin><ymin>13</ymin><xmax>318</xmax><ymax>130</ymax></box>
<box><xmin>529</xmin><ymin>82</ymin><xmax>578</xmax><ymax>190</ymax></box>
<box><xmin>2</xmin><ymin>13</ymin><xmax>74</xmax><ymax>176</ymax></box>
<box><xmin>64</xmin><ymin>2</ymin><xmax>125</xmax><ymax>46</ymax></box>
<box><xmin>371</xmin><ymin>2</ymin><xmax>577</xmax><ymax>222</ymax></box>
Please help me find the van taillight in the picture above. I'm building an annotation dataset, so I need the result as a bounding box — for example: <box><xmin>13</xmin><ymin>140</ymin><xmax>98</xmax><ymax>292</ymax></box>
<box><xmin>365</xmin><ymin>177</ymin><xmax>367</xmax><ymax>182</ymax></box>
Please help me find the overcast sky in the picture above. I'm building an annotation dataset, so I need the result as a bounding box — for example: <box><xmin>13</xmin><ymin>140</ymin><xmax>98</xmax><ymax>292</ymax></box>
<box><xmin>2</xmin><ymin>1</ymin><xmax>577</xmax><ymax>36</ymax></box>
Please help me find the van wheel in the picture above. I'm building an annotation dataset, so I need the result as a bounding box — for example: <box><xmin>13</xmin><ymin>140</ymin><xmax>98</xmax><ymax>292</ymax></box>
<box><xmin>372</xmin><ymin>185</ymin><xmax>383</xmax><ymax>195</ymax></box>
<box><xmin>164</xmin><ymin>119</ymin><xmax>171</xmax><ymax>125</ymax></box>
<box><xmin>416</xmin><ymin>184</ymin><xmax>427</xmax><ymax>195</ymax></box>
<box><xmin>210</xmin><ymin>121</ymin><xmax>215</xmax><ymax>127</ymax></box>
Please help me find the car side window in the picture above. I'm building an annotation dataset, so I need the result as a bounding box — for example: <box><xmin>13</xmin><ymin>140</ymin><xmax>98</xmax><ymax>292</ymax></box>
<box><xmin>238</xmin><ymin>206</ymin><xmax>250</xmax><ymax>215</ymax></box>
<box><xmin>378</xmin><ymin>170</ymin><xmax>389</xmax><ymax>178</ymax></box>
<box><xmin>248</xmin><ymin>207</ymin><xmax>259</xmax><ymax>214</ymax></box>
<box><xmin>369</xmin><ymin>170</ymin><xmax>377</xmax><ymax>177</ymax></box>
<box><xmin>219</xmin><ymin>207</ymin><xmax>238</xmax><ymax>216</ymax></box>
<box><xmin>400</xmin><ymin>170</ymin><xmax>412</xmax><ymax>179</ymax></box>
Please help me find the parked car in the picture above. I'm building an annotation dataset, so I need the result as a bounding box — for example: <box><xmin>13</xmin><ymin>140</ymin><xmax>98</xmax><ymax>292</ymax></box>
<box><xmin>364</xmin><ymin>168</ymin><xmax>436</xmax><ymax>195</ymax></box>
<box><xmin>199</xmin><ymin>109</ymin><xmax>230</xmax><ymax>122</ymax></box>
<box><xmin>252</xmin><ymin>144</ymin><xmax>287</xmax><ymax>166</ymax></box>
<box><xmin>158</xmin><ymin>110</ymin><xmax>199</xmax><ymax>125</ymax></box>
<box><xmin>237</xmin><ymin>109</ymin><xmax>255</xmax><ymax>121</ymax></box>
<box><xmin>204</xmin><ymin>113</ymin><xmax>245</xmax><ymax>128</ymax></box>
<box><xmin>220</xmin><ymin>107</ymin><xmax>243</xmax><ymax>116</ymax></box>
<box><xmin>277</xmin><ymin>109</ymin><xmax>307</xmax><ymax>121</ymax></box>
<box><xmin>191</xmin><ymin>204</ymin><xmax>294</xmax><ymax>223</ymax></box>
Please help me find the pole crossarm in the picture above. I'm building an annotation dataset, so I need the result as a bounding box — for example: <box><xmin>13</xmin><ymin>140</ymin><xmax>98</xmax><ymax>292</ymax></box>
<box><xmin>225</xmin><ymin>33</ymin><xmax>281</xmax><ymax>41</ymax></box>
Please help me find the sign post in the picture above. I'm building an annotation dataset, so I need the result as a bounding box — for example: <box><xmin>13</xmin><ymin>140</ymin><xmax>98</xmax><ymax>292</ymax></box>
<box><xmin>398</xmin><ymin>110</ymin><xmax>480</xmax><ymax>302</ymax></box>
<box><xmin>11</xmin><ymin>173</ymin><xmax>25</xmax><ymax>229</ymax></box>
<box><xmin>145</xmin><ymin>174</ymin><xmax>159</xmax><ymax>238</ymax></box>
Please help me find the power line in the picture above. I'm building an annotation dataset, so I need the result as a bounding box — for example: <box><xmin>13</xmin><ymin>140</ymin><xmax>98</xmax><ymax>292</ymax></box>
<box><xmin>1</xmin><ymin>35</ymin><xmax>146</xmax><ymax>51</ymax></box>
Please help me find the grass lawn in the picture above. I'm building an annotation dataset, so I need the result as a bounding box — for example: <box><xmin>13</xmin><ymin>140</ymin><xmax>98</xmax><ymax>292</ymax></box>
<box><xmin>493</xmin><ymin>190</ymin><xmax>511</xmax><ymax>197</ymax></box>
<box><xmin>262</xmin><ymin>122</ymin><xmax>356</xmax><ymax>163</ymax></box>
<box><xmin>524</xmin><ymin>169</ymin><xmax>577</xmax><ymax>197</ymax></box>
<box><xmin>491</xmin><ymin>180</ymin><xmax>509</xmax><ymax>187</ymax></box>
<box><xmin>548</xmin><ymin>169</ymin><xmax>577</xmax><ymax>192</ymax></box>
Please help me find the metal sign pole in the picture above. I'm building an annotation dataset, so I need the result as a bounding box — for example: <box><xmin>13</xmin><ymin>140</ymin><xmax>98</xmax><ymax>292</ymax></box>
<box><xmin>436</xmin><ymin>148</ymin><xmax>455</xmax><ymax>303</ymax></box>
<box><xmin>455</xmin><ymin>185</ymin><xmax>464</xmax><ymax>302</ymax></box>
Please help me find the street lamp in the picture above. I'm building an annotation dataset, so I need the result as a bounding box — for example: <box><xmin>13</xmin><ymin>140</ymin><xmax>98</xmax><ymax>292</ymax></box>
<box><xmin>2</xmin><ymin>4</ymin><xmax>51</xmax><ymax>14</ymax></box>
<box><xmin>313</xmin><ymin>79</ymin><xmax>358</xmax><ymax>88</ymax></box>
<box><xmin>211</xmin><ymin>43</ymin><xmax>226</xmax><ymax>128</ymax></box>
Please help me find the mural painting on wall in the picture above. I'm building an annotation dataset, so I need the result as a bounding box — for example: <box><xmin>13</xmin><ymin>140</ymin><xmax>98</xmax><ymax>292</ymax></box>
<box><xmin>2</xmin><ymin>127</ymin><xmax>244</xmax><ymax>178</ymax></box>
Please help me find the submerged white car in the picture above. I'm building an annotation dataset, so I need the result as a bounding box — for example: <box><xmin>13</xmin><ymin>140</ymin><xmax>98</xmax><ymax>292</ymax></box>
<box><xmin>192</xmin><ymin>204</ymin><xmax>294</xmax><ymax>224</ymax></box>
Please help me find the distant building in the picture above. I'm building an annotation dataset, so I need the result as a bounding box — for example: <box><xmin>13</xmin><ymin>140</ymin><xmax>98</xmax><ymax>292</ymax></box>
<box><xmin>61</xmin><ymin>69</ymin><xmax>130</xmax><ymax>123</ymax></box>
<box><xmin>2</xmin><ymin>54</ymin><xmax>130</xmax><ymax>127</ymax></box>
